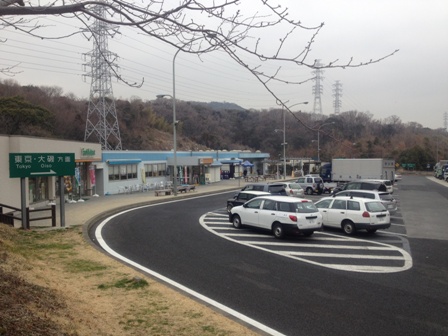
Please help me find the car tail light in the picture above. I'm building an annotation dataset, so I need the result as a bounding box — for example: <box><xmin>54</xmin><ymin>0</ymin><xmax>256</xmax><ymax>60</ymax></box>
<box><xmin>362</xmin><ymin>211</ymin><xmax>370</xmax><ymax>218</ymax></box>
<box><xmin>289</xmin><ymin>189</ymin><xmax>293</xmax><ymax>195</ymax></box>
<box><xmin>289</xmin><ymin>215</ymin><xmax>298</xmax><ymax>222</ymax></box>
<box><xmin>301</xmin><ymin>200</ymin><xmax>309</xmax><ymax>203</ymax></box>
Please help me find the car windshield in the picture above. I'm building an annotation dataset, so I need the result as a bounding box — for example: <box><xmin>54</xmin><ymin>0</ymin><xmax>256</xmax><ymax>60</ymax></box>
<box><xmin>294</xmin><ymin>201</ymin><xmax>318</xmax><ymax>213</ymax></box>
<box><xmin>365</xmin><ymin>201</ymin><xmax>387</xmax><ymax>212</ymax></box>
<box><xmin>288</xmin><ymin>183</ymin><xmax>302</xmax><ymax>190</ymax></box>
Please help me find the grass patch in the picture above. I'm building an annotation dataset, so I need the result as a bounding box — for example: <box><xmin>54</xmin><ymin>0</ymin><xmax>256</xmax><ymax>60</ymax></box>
<box><xmin>65</xmin><ymin>259</ymin><xmax>108</xmax><ymax>273</ymax></box>
<box><xmin>98</xmin><ymin>277</ymin><xmax>149</xmax><ymax>290</ymax></box>
<box><xmin>6</xmin><ymin>229</ymin><xmax>76</xmax><ymax>259</ymax></box>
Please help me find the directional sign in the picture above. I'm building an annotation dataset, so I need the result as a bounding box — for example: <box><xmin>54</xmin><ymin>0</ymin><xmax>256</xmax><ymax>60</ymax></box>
<box><xmin>9</xmin><ymin>153</ymin><xmax>76</xmax><ymax>178</ymax></box>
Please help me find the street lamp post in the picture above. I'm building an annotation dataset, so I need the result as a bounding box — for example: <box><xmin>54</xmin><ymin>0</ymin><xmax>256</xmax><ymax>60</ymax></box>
<box><xmin>157</xmin><ymin>37</ymin><xmax>212</xmax><ymax>195</ymax></box>
<box><xmin>281</xmin><ymin>106</ymin><xmax>286</xmax><ymax>179</ymax></box>
<box><xmin>156</xmin><ymin>48</ymin><xmax>184</xmax><ymax>195</ymax></box>
<box><xmin>316</xmin><ymin>122</ymin><xmax>335</xmax><ymax>162</ymax></box>
<box><xmin>275</xmin><ymin>101</ymin><xmax>308</xmax><ymax>179</ymax></box>
<box><xmin>157</xmin><ymin>93</ymin><xmax>178</xmax><ymax>195</ymax></box>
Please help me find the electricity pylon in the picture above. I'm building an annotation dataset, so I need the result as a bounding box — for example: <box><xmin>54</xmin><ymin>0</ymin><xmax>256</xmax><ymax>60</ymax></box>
<box><xmin>333</xmin><ymin>80</ymin><xmax>343</xmax><ymax>114</ymax></box>
<box><xmin>312</xmin><ymin>60</ymin><xmax>324</xmax><ymax>114</ymax></box>
<box><xmin>83</xmin><ymin>5</ymin><xmax>122</xmax><ymax>150</ymax></box>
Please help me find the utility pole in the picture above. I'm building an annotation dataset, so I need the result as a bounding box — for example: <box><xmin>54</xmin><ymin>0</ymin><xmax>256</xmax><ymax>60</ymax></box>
<box><xmin>83</xmin><ymin>5</ymin><xmax>122</xmax><ymax>150</ymax></box>
<box><xmin>332</xmin><ymin>80</ymin><xmax>343</xmax><ymax>114</ymax></box>
<box><xmin>312</xmin><ymin>60</ymin><xmax>324</xmax><ymax>115</ymax></box>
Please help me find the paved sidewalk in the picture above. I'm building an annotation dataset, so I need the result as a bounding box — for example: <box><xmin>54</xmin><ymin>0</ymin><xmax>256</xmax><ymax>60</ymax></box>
<box><xmin>37</xmin><ymin>177</ymin><xmax>293</xmax><ymax>229</ymax></box>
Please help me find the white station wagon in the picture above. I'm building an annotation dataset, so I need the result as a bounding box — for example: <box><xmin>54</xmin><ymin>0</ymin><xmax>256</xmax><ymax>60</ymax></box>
<box><xmin>315</xmin><ymin>196</ymin><xmax>391</xmax><ymax>235</ymax></box>
<box><xmin>228</xmin><ymin>195</ymin><xmax>322</xmax><ymax>239</ymax></box>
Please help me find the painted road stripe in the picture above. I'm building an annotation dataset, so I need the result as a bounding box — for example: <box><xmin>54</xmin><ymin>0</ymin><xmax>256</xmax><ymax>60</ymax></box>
<box><xmin>200</xmin><ymin>211</ymin><xmax>413</xmax><ymax>274</ymax></box>
<box><xmin>287</xmin><ymin>252</ymin><xmax>404</xmax><ymax>260</ymax></box>
<box><xmin>97</xmin><ymin>206</ymin><xmax>285</xmax><ymax>336</ymax></box>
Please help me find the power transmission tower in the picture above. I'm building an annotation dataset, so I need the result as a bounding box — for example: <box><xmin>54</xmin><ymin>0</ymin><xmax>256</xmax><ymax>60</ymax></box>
<box><xmin>444</xmin><ymin>112</ymin><xmax>448</xmax><ymax>131</ymax></box>
<box><xmin>83</xmin><ymin>5</ymin><xmax>122</xmax><ymax>150</ymax></box>
<box><xmin>312</xmin><ymin>60</ymin><xmax>324</xmax><ymax>114</ymax></box>
<box><xmin>332</xmin><ymin>80</ymin><xmax>343</xmax><ymax>114</ymax></box>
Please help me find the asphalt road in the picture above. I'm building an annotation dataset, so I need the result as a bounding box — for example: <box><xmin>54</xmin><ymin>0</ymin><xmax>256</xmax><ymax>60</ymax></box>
<box><xmin>90</xmin><ymin>176</ymin><xmax>448</xmax><ymax>336</ymax></box>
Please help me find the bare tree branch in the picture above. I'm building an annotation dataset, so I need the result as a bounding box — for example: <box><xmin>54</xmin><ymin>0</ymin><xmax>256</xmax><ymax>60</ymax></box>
<box><xmin>0</xmin><ymin>0</ymin><xmax>399</xmax><ymax>137</ymax></box>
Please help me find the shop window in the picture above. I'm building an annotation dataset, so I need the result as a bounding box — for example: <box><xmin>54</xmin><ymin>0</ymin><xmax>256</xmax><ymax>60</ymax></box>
<box><xmin>144</xmin><ymin>163</ymin><xmax>166</xmax><ymax>178</ymax></box>
<box><xmin>108</xmin><ymin>164</ymin><xmax>138</xmax><ymax>181</ymax></box>
<box><xmin>158</xmin><ymin>163</ymin><xmax>166</xmax><ymax>176</ymax></box>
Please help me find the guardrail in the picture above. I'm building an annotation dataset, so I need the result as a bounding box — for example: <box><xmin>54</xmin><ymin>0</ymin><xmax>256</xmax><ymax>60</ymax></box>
<box><xmin>0</xmin><ymin>203</ymin><xmax>56</xmax><ymax>229</ymax></box>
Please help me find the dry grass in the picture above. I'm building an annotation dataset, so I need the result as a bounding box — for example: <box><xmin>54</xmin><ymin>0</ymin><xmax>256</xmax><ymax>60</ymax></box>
<box><xmin>0</xmin><ymin>224</ymin><xmax>259</xmax><ymax>336</ymax></box>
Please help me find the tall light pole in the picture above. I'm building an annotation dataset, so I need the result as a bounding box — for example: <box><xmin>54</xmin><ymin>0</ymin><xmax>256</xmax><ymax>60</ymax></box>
<box><xmin>157</xmin><ymin>36</ymin><xmax>213</xmax><ymax>194</ymax></box>
<box><xmin>316</xmin><ymin>122</ymin><xmax>335</xmax><ymax>162</ymax></box>
<box><xmin>157</xmin><ymin>93</ymin><xmax>178</xmax><ymax>194</ymax></box>
<box><xmin>156</xmin><ymin>48</ymin><xmax>183</xmax><ymax>195</ymax></box>
<box><xmin>275</xmin><ymin>101</ymin><xmax>308</xmax><ymax>179</ymax></box>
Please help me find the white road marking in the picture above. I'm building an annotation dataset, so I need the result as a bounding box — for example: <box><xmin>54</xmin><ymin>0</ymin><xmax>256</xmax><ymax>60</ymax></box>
<box><xmin>200</xmin><ymin>211</ymin><xmax>413</xmax><ymax>274</ymax></box>
<box><xmin>287</xmin><ymin>252</ymin><xmax>404</xmax><ymax>260</ymax></box>
<box><xmin>95</xmin><ymin>205</ymin><xmax>286</xmax><ymax>336</ymax></box>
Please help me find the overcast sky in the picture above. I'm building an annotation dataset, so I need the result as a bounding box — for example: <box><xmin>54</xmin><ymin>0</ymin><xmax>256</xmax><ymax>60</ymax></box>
<box><xmin>1</xmin><ymin>0</ymin><xmax>447</xmax><ymax>129</ymax></box>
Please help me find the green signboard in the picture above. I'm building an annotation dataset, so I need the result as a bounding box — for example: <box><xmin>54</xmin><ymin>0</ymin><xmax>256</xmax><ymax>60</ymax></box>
<box><xmin>9</xmin><ymin>153</ymin><xmax>76</xmax><ymax>178</ymax></box>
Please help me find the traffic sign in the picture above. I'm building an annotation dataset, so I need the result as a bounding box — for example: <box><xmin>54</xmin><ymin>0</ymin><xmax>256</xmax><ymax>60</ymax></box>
<box><xmin>9</xmin><ymin>153</ymin><xmax>76</xmax><ymax>178</ymax></box>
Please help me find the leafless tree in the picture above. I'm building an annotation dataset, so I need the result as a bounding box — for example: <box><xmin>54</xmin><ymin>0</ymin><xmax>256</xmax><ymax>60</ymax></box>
<box><xmin>0</xmin><ymin>0</ymin><xmax>399</xmax><ymax>135</ymax></box>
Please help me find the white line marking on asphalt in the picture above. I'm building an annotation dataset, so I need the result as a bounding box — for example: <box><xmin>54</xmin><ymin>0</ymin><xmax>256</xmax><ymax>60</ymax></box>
<box><xmin>378</xmin><ymin>231</ymin><xmax>408</xmax><ymax>237</ymax></box>
<box><xmin>200</xmin><ymin>212</ymin><xmax>413</xmax><ymax>274</ymax></box>
<box><xmin>239</xmin><ymin>241</ymin><xmax>393</xmax><ymax>250</ymax></box>
<box><xmin>96</xmin><ymin>209</ymin><xmax>286</xmax><ymax>336</ymax></box>
<box><xmin>287</xmin><ymin>252</ymin><xmax>404</xmax><ymax>260</ymax></box>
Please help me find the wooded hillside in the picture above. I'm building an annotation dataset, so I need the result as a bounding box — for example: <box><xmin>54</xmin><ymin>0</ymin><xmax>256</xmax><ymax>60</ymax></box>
<box><xmin>1</xmin><ymin>79</ymin><xmax>447</xmax><ymax>170</ymax></box>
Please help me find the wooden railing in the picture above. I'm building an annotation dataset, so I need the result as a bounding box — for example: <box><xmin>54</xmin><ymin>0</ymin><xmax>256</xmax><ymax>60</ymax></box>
<box><xmin>0</xmin><ymin>203</ymin><xmax>56</xmax><ymax>229</ymax></box>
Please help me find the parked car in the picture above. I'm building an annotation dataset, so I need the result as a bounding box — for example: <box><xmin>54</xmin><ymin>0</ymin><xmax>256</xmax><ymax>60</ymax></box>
<box><xmin>331</xmin><ymin>180</ymin><xmax>388</xmax><ymax>194</ymax></box>
<box><xmin>314</xmin><ymin>196</ymin><xmax>391</xmax><ymax>235</ymax></box>
<box><xmin>394</xmin><ymin>174</ymin><xmax>402</xmax><ymax>182</ymax></box>
<box><xmin>228</xmin><ymin>195</ymin><xmax>322</xmax><ymax>239</ymax></box>
<box><xmin>333</xmin><ymin>190</ymin><xmax>398</xmax><ymax>214</ymax></box>
<box><xmin>360</xmin><ymin>179</ymin><xmax>394</xmax><ymax>193</ymax></box>
<box><xmin>280</xmin><ymin>182</ymin><xmax>305</xmax><ymax>198</ymax></box>
<box><xmin>241</xmin><ymin>182</ymin><xmax>287</xmax><ymax>195</ymax></box>
<box><xmin>296</xmin><ymin>175</ymin><xmax>336</xmax><ymax>195</ymax></box>
<box><xmin>226</xmin><ymin>191</ymin><xmax>270</xmax><ymax>213</ymax></box>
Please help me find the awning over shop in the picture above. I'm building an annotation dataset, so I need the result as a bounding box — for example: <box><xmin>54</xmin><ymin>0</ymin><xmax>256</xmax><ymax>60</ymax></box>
<box><xmin>210</xmin><ymin>160</ymin><xmax>223</xmax><ymax>167</ymax></box>
<box><xmin>106</xmin><ymin>159</ymin><xmax>142</xmax><ymax>165</ymax></box>
<box><xmin>220</xmin><ymin>159</ymin><xmax>242</xmax><ymax>164</ymax></box>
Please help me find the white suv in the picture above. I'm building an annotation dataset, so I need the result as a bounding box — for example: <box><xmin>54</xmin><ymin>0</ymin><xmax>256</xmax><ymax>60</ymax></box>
<box><xmin>228</xmin><ymin>195</ymin><xmax>322</xmax><ymax>239</ymax></box>
<box><xmin>314</xmin><ymin>196</ymin><xmax>391</xmax><ymax>235</ymax></box>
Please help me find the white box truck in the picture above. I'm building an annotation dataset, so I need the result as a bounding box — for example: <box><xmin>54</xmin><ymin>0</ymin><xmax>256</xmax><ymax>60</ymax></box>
<box><xmin>331</xmin><ymin>158</ymin><xmax>396</xmax><ymax>183</ymax></box>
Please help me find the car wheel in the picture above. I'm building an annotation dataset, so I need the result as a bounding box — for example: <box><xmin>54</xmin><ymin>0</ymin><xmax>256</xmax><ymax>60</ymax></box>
<box><xmin>272</xmin><ymin>222</ymin><xmax>285</xmax><ymax>239</ymax></box>
<box><xmin>302</xmin><ymin>231</ymin><xmax>314</xmax><ymax>237</ymax></box>
<box><xmin>226</xmin><ymin>204</ymin><xmax>233</xmax><ymax>213</ymax></box>
<box><xmin>366</xmin><ymin>228</ymin><xmax>377</xmax><ymax>233</ymax></box>
<box><xmin>232</xmin><ymin>215</ymin><xmax>242</xmax><ymax>229</ymax></box>
<box><xmin>306</xmin><ymin>187</ymin><xmax>313</xmax><ymax>195</ymax></box>
<box><xmin>342</xmin><ymin>220</ymin><xmax>356</xmax><ymax>235</ymax></box>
